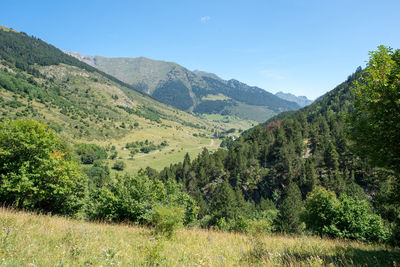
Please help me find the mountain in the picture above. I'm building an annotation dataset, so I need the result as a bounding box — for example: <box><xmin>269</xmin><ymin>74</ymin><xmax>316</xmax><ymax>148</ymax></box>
<box><xmin>66</xmin><ymin>52</ymin><xmax>301</xmax><ymax>122</ymax></box>
<box><xmin>275</xmin><ymin>91</ymin><xmax>313</xmax><ymax>107</ymax></box>
<box><xmin>0</xmin><ymin>26</ymin><xmax>233</xmax><ymax>172</ymax></box>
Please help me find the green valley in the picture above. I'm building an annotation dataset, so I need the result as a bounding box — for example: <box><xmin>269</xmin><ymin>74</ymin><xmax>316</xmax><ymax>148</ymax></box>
<box><xmin>1</xmin><ymin>20</ymin><xmax>400</xmax><ymax>267</ymax></box>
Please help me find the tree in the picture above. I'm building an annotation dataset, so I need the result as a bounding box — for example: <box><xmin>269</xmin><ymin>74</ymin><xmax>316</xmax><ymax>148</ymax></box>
<box><xmin>301</xmin><ymin>187</ymin><xmax>340</xmax><ymax>236</ymax></box>
<box><xmin>350</xmin><ymin>45</ymin><xmax>400</xmax><ymax>175</ymax></box>
<box><xmin>277</xmin><ymin>182</ymin><xmax>303</xmax><ymax>234</ymax></box>
<box><xmin>0</xmin><ymin>119</ymin><xmax>87</xmax><ymax>215</ymax></box>
<box><xmin>210</xmin><ymin>180</ymin><xmax>238</xmax><ymax>223</ymax></box>
<box><xmin>350</xmin><ymin>46</ymin><xmax>400</xmax><ymax>243</ymax></box>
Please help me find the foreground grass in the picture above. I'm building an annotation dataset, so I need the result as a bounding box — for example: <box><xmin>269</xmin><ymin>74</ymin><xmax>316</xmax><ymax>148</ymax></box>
<box><xmin>0</xmin><ymin>208</ymin><xmax>398</xmax><ymax>266</ymax></box>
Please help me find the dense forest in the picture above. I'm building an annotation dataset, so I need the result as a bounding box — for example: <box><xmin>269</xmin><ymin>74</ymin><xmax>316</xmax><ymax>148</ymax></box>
<box><xmin>145</xmin><ymin>56</ymin><xmax>400</xmax><ymax>243</ymax></box>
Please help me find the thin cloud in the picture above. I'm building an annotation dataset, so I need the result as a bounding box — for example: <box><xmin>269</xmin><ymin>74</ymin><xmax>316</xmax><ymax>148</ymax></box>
<box><xmin>200</xmin><ymin>16</ymin><xmax>211</xmax><ymax>23</ymax></box>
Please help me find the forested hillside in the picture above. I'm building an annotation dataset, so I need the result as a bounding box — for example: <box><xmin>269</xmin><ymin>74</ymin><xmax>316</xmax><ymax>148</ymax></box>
<box><xmin>147</xmin><ymin>64</ymin><xmax>399</xmax><ymax>242</ymax></box>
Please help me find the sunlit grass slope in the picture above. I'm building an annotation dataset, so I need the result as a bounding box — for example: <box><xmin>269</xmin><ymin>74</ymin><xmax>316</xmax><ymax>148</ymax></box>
<box><xmin>0</xmin><ymin>208</ymin><xmax>399</xmax><ymax>266</ymax></box>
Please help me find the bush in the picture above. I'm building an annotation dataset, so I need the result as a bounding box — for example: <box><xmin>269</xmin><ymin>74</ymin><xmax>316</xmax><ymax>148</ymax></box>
<box><xmin>86</xmin><ymin>172</ymin><xmax>198</xmax><ymax>227</ymax></box>
<box><xmin>230</xmin><ymin>216</ymin><xmax>249</xmax><ymax>233</ymax></box>
<box><xmin>150</xmin><ymin>205</ymin><xmax>184</xmax><ymax>237</ymax></box>
<box><xmin>112</xmin><ymin>160</ymin><xmax>126</xmax><ymax>171</ymax></box>
<box><xmin>74</xmin><ymin>143</ymin><xmax>108</xmax><ymax>164</ymax></box>
<box><xmin>0</xmin><ymin>119</ymin><xmax>87</xmax><ymax>216</ymax></box>
<box><xmin>301</xmin><ymin>187</ymin><xmax>339</xmax><ymax>235</ymax></box>
<box><xmin>302</xmin><ymin>187</ymin><xmax>389</xmax><ymax>242</ymax></box>
<box><xmin>247</xmin><ymin>219</ymin><xmax>274</xmax><ymax>235</ymax></box>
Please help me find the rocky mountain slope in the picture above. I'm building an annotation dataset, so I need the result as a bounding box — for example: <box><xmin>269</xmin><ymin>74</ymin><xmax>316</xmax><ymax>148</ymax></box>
<box><xmin>66</xmin><ymin>52</ymin><xmax>301</xmax><ymax>122</ymax></box>
<box><xmin>275</xmin><ymin>91</ymin><xmax>313</xmax><ymax>107</ymax></box>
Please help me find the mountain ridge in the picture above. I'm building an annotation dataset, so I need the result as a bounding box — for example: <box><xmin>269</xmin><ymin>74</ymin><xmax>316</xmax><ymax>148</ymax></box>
<box><xmin>66</xmin><ymin>52</ymin><xmax>301</xmax><ymax>122</ymax></box>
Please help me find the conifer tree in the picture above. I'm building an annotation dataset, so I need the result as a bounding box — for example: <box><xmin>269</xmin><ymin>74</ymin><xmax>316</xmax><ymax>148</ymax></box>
<box><xmin>277</xmin><ymin>182</ymin><xmax>303</xmax><ymax>234</ymax></box>
<box><xmin>210</xmin><ymin>180</ymin><xmax>237</xmax><ymax>222</ymax></box>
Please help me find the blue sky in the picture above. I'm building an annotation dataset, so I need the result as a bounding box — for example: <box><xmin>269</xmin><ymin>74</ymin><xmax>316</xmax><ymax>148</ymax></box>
<box><xmin>2</xmin><ymin>0</ymin><xmax>400</xmax><ymax>99</ymax></box>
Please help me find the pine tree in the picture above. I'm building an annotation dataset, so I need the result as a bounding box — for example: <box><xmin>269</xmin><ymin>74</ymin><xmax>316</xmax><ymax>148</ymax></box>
<box><xmin>210</xmin><ymin>180</ymin><xmax>238</xmax><ymax>223</ymax></box>
<box><xmin>277</xmin><ymin>182</ymin><xmax>303</xmax><ymax>234</ymax></box>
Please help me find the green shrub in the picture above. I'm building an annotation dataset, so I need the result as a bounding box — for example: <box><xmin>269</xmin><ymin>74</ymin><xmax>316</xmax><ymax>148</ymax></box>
<box><xmin>247</xmin><ymin>219</ymin><xmax>274</xmax><ymax>235</ymax></box>
<box><xmin>302</xmin><ymin>187</ymin><xmax>389</xmax><ymax>242</ymax></box>
<box><xmin>74</xmin><ymin>143</ymin><xmax>108</xmax><ymax>164</ymax></box>
<box><xmin>230</xmin><ymin>216</ymin><xmax>249</xmax><ymax>233</ymax></box>
<box><xmin>112</xmin><ymin>160</ymin><xmax>126</xmax><ymax>171</ymax></box>
<box><xmin>86</xmin><ymin>173</ymin><xmax>197</xmax><ymax>227</ymax></box>
<box><xmin>150</xmin><ymin>205</ymin><xmax>184</xmax><ymax>237</ymax></box>
<box><xmin>0</xmin><ymin>119</ymin><xmax>87</xmax><ymax>216</ymax></box>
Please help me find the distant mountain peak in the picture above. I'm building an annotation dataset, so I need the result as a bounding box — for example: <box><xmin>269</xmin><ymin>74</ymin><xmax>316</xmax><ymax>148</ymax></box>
<box><xmin>275</xmin><ymin>91</ymin><xmax>313</xmax><ymax>107</ymax></box>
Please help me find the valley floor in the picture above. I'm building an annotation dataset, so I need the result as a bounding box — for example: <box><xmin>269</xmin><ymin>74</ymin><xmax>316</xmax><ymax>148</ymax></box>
<box><xmin>0</xmin><ymin>208</ymin><xmax>399</xmax><ymax>266</ymax></box>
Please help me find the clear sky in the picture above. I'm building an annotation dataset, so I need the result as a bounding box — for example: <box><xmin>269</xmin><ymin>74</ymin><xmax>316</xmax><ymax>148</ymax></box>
<box><xmin>2</xmin><ymin>0</ymin><xmax>400</xmax><ymax>99</ymax></box>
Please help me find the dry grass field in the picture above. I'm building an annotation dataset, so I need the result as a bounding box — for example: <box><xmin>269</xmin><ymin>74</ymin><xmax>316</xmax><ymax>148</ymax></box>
<box><xmin>0</xmin><ymin>208</ymin><xmax>399</xmax><ymax>266</ymax></box>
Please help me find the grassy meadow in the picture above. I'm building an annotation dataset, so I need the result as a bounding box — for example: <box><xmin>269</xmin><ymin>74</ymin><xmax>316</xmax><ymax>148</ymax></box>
<box><xmin>0</xmin><ymin>208</ymin><xmax>399</xmax><ymax>266</ymax></box>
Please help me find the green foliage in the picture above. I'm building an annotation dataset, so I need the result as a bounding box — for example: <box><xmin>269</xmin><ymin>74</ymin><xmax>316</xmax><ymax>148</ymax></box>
<box><xmin>156</xmin><ymin>66</ymin><xmax>395</xmax><ymax>242</ymax></box>
<box><xmin>247</xmin><ymin>219</ymin><xmax>274</xmax><ymax>235</ymax></box>
<box><xmin>0</xmin><ymin>119</ymin><xmax>87</xmax><ymax>216</ymax></box>
<box><xmin>86</xmin><ymin>172</ymin><xmax>197</xmax><ymax>226</ymax></box>
<box><xmin>150</xmin><ymin>205</ymin><xmax>184</xmax><ymax>237</ymax></box>
<box><xmin>193</xmin><ymin>99</ymin><xmax>235</xmax><ymax>114</ymax></box>
<box><xmin>112</xmin><ymin>160</ymin><xmax>126</xmax><ymax>171</ymax></box>
<box><xmin>350</xmin><ymin>46</ymin><xmax>400</xmax><ymax>175</ymax></box>
<box><xmin>153</xmin><ymin>80</ymin><xmax>193</xmax><ymax>110</ymax></box>
<box><xmin>277</xmin><ymin>183</ymin><xmax>303</xmax><ymax>234</ymax></box>
<box><xmin>301</xmin><ymin>187</ymin><xmax>339</xmax><ymax>235</ymax></box>
<box><xmin>125</xmin><ymin>140</ymin><xmax>168</xmax><ymax>155</ymax></box>
<box><xmin>84</xmin><ymin>161</ymin><xmax>110</xmax><ymax>189</ymax></box>
<box><xmin>209</xmin><ymin>180</ymin><xmax>239</xmax><ymax>223</ymax></box>
<box><xmin>74</xmin><ymin>143</ymin><xmax>107</xmax><ymax>164</ymax></box>
<box><xmin>302</xmin><ymin>187</ymin><xmax>388</xmax><ymax>242</ymax></box>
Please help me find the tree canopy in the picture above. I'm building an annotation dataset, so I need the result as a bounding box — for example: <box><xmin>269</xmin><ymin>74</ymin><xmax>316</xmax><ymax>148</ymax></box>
<box><xmin>350</xmin><ymin>45</ymin><xmax>400</xmax><ymax>175</ymax></box>
<box><xmin>0</xmin><ymin>119</ymin><xmax>87</xmax><ymax>215</ymax></box>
